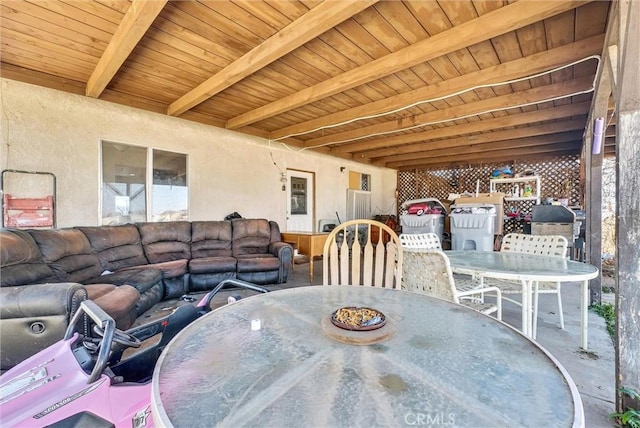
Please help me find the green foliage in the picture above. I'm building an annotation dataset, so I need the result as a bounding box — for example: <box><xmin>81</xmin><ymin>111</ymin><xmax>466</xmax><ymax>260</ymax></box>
<box><xmin>590</xmin><ymin>302</ymin><xmax>616</xmax><ymax>338</ymax></box>
<box><xmin>610</xmin><ymin>387</ymin><xmax>640</xmax><ymax>428</ymax></box>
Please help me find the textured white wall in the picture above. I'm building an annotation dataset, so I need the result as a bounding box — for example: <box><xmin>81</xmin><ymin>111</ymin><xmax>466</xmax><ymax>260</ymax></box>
<box><xmin>0</xmin><ymin>79</ymin><xmax>397</xmax><ymax>229</ymax></box>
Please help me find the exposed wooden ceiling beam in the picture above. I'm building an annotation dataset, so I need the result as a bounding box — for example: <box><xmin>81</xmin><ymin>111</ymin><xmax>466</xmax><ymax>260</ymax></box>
<box><xmin>364</xmin><ymin>119</ymin><xmax>587</xmax><ymax>161</ymax></box>
<box><xmin>330</xmin><ymin>102</ymin><xmax>591</xmax><ymax>154</ymax></box>
<box><xmin>226</xmin><ymin>0</ymin><xmax>591</xmax><ymax>129</ymax></box>
<box><xmin>270</xmin><ymin>34</ymin><xmax>604</xmax><ymax>141</ymax></box>
<box><xmin>305</xmin><ymin>75</ymin><xmax>594</xmax><ymax>149</ymax></box>
<box><xmin>86</xmin><ymin>0</ymin><xmax>167</xmax><ymax>98</ymax></box>
<box><xmin>373</xmin><ymin>130</ymin><xmax>583</xmax><ymax>167</ymax></box>
<box><xmin>167</xmin><ymin>0</ymin><xmax>376</xmax><ymax>117</ymax></box>
<box><xmin>390</xmin><ymin>143</ymin><xmax>582</xmax><ymax>169</ymax></box>
<box><xmin>0</xmin><ymin>63</ymin><xmax>85</xmax><ymax>95</ymax></box>
<box><xmin>398</xmin><ymin>149</ymin><xmax>582</xmax><ymax>171</ymax></box>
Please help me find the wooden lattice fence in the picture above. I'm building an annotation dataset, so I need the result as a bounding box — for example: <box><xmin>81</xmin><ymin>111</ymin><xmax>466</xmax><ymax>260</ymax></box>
<box><xmin>397</xmin><ymin>155</ymin><xmax>582</xmax><ymax>235</ymax></box>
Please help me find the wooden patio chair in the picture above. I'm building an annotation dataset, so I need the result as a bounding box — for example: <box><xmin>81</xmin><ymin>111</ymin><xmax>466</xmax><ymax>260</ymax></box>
<box><xmin>401</xmin><ymin>248</ymin><xmax>502</xmax><ymax>319</ymax></box>
<box><xmin>486</xmin><ymin>233</ymin><xmax>568</xmax><ymax>337</ymax></box>
<box><xmin>322</xmin><ymin>219</ymin><xmax>402</xmax><ymax>288</ymax></box>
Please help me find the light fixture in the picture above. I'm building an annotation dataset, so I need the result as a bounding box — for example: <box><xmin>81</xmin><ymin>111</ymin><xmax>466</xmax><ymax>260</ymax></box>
<box><xmin>280</xmin><ymin>172</ymin><xmax>287</xmax><ymax>191</ymax></box>
<box><xmin>592</xmin><ymin>117</ymin><xmax>604</xmax><ymax>155</ymax></box>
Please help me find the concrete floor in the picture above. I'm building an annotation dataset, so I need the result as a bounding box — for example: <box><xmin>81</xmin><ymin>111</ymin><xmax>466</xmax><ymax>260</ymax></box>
<box><xmin>143</xmin><ymin>257</ymin><xmax>616</xmax><ymax>427</ymax></box>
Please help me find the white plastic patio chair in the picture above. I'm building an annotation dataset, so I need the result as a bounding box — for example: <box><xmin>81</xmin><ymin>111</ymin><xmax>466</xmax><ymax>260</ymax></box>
<box><xmin>400</xmin><ymin>232</ymin><xmax>484</xmax><ymax>292</ymax></box>
<box><xmin>399</xmin><ymin>232</ymin><xmax>442</xmax><ymax>249</ymax></box>
<box><xmin>401</xmin><ymin>248</ymin><xmax>502</xmax><ymax>319</ymax></box>
<box><xmin>485</xmin><ymin>233</ymin><xmax>568</xmax><ymax>337</ymax></box>
<box><xmin>323</xmin><ymin>219</ymin><xmax>402</xmax><ymax>288</ymax></box>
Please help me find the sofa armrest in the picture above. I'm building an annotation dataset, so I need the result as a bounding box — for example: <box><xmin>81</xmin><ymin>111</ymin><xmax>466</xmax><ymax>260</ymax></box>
<box><xmin>0</xmin><ymin>283</ymin><xmax>88</xmax><ymax>370</ymax></box>
<box><xmin>0</xmin><ymin>282</ymin><xmax>87</xmax><ymax>319</ymax></box>
<box><xmin>269</xmin><ymin>242</ymin><xmax>294</xmax><ymax>283</ymax></box>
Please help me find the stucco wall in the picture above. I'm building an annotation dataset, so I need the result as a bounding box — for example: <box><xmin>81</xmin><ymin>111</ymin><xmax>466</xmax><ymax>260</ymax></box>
<box><xmin>0</xmin><ymin>79</ymin><xmax>397</xmax><ymax>229</ymax></box>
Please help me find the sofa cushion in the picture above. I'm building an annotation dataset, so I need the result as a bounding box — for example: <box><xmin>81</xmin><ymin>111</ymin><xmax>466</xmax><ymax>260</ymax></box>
<box><xmin>136</xmin><ymin>221</ymin><xmax>191</xmax><ymax>263</ymax></box>
<box><xmin>189</xmin><ymin>256</ymin><xmax>236</xmax><ymax>274</ymax></box>
<box><xmin>84</xmin><ymin>283</ymin><xmax>141</xmax><ymax>330</ymax></box>
<box><xmin>136</xmin><ymin>282</ymin><xmax>164</xmax><ymax>316</ymax></box>
<box><xmin>28</xmin><ymin>229</ymin><xmax>103</xmax><ymax>283</ymax></box>
<box><xmin>84</xmin><ymin>269</ymin><xmax>163</xmax><ymax>295</ymax></box>
<box><xmin>140</xmin><ymin>260</ymin><xmax>188</xmax><ymax>278</ymax></box>
<box><xmin>92</xmin><ymin>284</ymin><xmax>139</xmax><ymax>330</ymax></box>
<box><xmin>232</xmin><ymin>219</ymin><xmax>272</xmax><ymax>256</ymax></box>
<box><xmin>0</xmin><ymin>229</ymin><xmax>57</xmax><ymax>286</ymax></box>
<box><xmin>84</xmin><ymin>283</ymin><xmax>117</xmax><ymax>300</ymax></box>
<box><xmin>235</xmin><ymin>255</ymin><xmax>281</xmax><ymax>273</ymax></box>
<box><xmin>191</xmin><ymin>221</ymin><xmax>232</xmax><ymax>258</ymax></box>
<box><xmin>78</xmin><ymin>225</ymin><xmax>148</xmax><ymax>271</ymax></box>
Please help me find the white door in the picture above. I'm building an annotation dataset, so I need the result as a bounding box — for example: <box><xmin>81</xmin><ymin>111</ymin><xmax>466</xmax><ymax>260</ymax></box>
<box><xmin>286</xmin><ymin>170</ymin><xmax>314</xmax><ymax>232</ymax></box>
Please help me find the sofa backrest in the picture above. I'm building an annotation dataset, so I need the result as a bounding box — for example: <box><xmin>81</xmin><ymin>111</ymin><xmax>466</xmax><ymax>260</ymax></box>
<box><xmin>0</xmin><ymin>229</ymin><xmax>58</xmax><ymax>286</ymax></box>
<box><xmin>191</xmin><ymin>221</ymin><xmax>233</xmax><ymax>258</ymax></box>
<box><xmin>78</xmin><ymin>225</ymin><xmax>148</xmax><ymax>271</ymax></box>
<box><xmin>232</xmin><ymin>219</ymin><xmax>274</xmax><ymax>256</ymax></box>
<box><xmin>268</xmin><ymin>220</ymin><xmax>282</xmax><ymax>242</ymax></box>
<box><xmin>28</xmin><ymin>229</ymin><xmax>103</xmax><ymax>283</ymax></box>
<box><xmin>136</xmin><ymin>221</ymin><xmax>191</xmax><ymax>263</ymax></box>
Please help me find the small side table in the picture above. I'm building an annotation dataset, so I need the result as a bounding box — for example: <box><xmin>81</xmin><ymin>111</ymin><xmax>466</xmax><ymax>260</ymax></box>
<box><xmin>281</xmin><ymin>232</ymin><xmax>329</xmax><ymax>283</ymax></box>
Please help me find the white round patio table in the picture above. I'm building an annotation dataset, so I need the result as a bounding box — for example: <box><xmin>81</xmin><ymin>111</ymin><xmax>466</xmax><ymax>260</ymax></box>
<box><xmin>446</xmin><ymin>250</ymin><xmax>599</xmax><ymax>348</ymax></box>
<box><xmin>151</xmin><ymin>286</ymin><xmax>583</xmax><ymax>427</ymax></box>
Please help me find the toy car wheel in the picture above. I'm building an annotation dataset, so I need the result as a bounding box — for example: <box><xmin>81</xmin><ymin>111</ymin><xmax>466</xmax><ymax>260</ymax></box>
<box><xmin>416</xmin><ymin>209</ymin><xmax>424</xmax><ymax>216</ymax></box>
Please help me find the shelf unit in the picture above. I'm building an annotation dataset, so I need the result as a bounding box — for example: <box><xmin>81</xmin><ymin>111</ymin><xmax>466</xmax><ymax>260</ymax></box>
<box><xmin>489</xmin><ymin>176</ymin><xmax>541</xmax><ymax>204</ymax></box>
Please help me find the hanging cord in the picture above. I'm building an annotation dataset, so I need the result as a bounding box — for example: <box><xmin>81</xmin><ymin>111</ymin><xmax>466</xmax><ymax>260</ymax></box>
<box><xmin>270</xmin><ymin>55</ymin><xmax>601</xmax><ymax>150</ymax></box>
<box><xmin>268</xmin><ymin>139</ymin><xmax>284</xmax><ymax>173</ymax></box>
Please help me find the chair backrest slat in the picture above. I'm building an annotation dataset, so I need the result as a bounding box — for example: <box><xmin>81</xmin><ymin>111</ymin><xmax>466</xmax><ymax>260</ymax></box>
<box><xmin>383</xmin><ymin>242</ymin><xmax>398</xmax><ymax>287</ymax></box>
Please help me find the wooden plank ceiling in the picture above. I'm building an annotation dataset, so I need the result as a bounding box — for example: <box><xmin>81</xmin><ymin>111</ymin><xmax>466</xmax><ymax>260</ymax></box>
<box><xmin>0</xmin><ymin>0</ymin><xmax>615</xmax><ymax>170</ymax></box>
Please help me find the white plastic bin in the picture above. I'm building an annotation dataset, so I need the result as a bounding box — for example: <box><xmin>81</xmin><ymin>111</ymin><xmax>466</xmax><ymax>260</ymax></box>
<box><xmin>400</xmin><ymin>214</ymin><xmax>445</xmax><ymax>239</ymax></box>
<box><xmin>450</xmin><ymin>205</ymin><xmax>496</xmax><ymax>251</ymax></box>
<box><xmin>400</xmin><ymin>198</ymin><xmax>447</xmax><ymax>241</ymax></box>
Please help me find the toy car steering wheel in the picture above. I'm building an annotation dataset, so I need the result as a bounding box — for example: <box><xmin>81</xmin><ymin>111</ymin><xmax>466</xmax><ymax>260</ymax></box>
<box><xmin>93</xmin><ymin>324</ymin><xmax>141</xmax><ymax>348</ymax></box>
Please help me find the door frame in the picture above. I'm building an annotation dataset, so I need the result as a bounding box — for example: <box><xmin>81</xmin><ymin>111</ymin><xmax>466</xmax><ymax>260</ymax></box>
<box><xmin>286</xmin><ymin>169</ymin><xmax>315</xmax><ymax>232</ymax></box>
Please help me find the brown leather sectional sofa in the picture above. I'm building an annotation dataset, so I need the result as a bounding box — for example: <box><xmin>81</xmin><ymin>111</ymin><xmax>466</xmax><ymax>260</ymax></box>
<box><xmin>0</xmin><ymin>219</ymin><xmax>293</xmax><ymax>369</ymax></box>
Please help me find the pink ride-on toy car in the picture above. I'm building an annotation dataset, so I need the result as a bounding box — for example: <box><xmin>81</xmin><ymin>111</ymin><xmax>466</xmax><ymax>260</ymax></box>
<box><xmin>0</xmin><ymin>279</ymin><xmax>268</xmax><ymax>427</ymax></box>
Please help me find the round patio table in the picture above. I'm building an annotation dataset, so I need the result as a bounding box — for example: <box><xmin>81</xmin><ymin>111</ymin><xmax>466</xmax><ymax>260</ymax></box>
<box><xmin>446</xmin><ymin>251</ymin><xmax>599</xmax><ymax>348</ymax></box>
<box><xmin>151</xmin><ymin>286</ymin><xmax>583</xmax><ymax>427</ymax></box>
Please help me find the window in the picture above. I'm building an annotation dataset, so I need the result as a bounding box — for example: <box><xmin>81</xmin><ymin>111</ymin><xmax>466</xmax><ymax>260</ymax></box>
<box><xmin>349</xmin><ymin>171</ymin><xmax>371</xmax><ymax>191</ymax></box>
<box><xmin>102</xmin><ymin>142</ymin><xmax>147</xmax><ymax>225</ymax></box>
<box><xmin>152</xmin><ymin>150</ymin><xmax>188</xmax><ymax>222</ymax></box>
<box><xmin>290</xmin><ymin>177</ymin><xmax>307</xmax><ymax>215</ymax></box>
<box><xmin>361</xmin><ymin>173</ymin><xmax>370</xmax><ymax>191</ymax></box>
<box><xmin>101</xmin><ymin>142</ymin><xmax>187</xmax><ymax>225</ymax></box>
